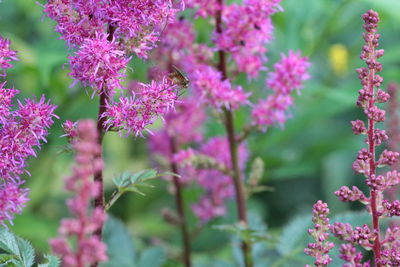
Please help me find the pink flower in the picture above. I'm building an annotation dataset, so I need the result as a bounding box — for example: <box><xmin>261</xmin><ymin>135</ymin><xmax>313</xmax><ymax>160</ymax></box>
<box><xmin>267</xmin><ymin>51</ymin><xmax>310</xmax><ymax>95</ymax></box>
<box><xmin>252</xmin><ymin>51</ymin><xmax>310</xmax><ymax>130</ymax></box>
<box><xmin>50</xmin><ymin>120</ymin><xmax>107</xmax><ymax>267</ymax></box>
<box><xmin>104</xmin><ymin>77</ymin><xmax>179</xmax><ymax>137</ymax></box>
<box><xmin>191</xmin><ymin>65</ymin><xmax>250</xmax><ymax>110</ymax></box>
<box><xmin>0</xmin><ymin>36</ymin><xmax>18</xmax><ymax>76</ymax></box>
<box><xmin>68</xmin><ymin>33</ymin><xmax>130</xmax><ymax>96</ymax></box>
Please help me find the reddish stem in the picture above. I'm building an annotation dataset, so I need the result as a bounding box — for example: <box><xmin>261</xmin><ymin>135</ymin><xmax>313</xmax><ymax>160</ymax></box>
<box><xmin>367</xmin><ymin>68</ymin><xmax>382</xmax><ymax>266</ymax></box>
<box><xmin>215</xmin><ymin>1</ymin><xmax>253</xmax><ymax>266</ymax></box>
<box><xmin>170</xmin><ymin>138</ymin><xmax>192</xmax><ymax>267</ymax></box>
<box><xmin>92</xmin><ymin>25</ymin><xmax>114</xmax><ymax>267</ymax></box>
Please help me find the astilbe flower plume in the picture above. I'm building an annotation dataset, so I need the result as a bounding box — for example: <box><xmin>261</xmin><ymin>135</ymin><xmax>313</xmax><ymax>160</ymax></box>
<box><xmin>0</xmin><ymin>37</ymin><xmax>57</xmax><ymax>225</ymax></box>
<box><xmin>0</xmin><ymin>36</ymin><xmax>17</xmax><ymax>76</ymax></box>
<box><xmin>43</xmin><ymin>0</ymin><xmax>184</xmax><ymax>136</ymax></box>
<box><xmin>149</xmin><ymin>97</ymin><xmax>206</xmax><ymax>161</ymax></box>
<box><xmin>103</xmin><ymin>77</ymin><xmax>179</xmax><ymax>137</ymax></box>
<box><xmin>306</xmin><ymin>10</ymin><xmax>400</xmax><ymax>266</ymax></box>
<box><xmin>252</xmin><ymin>51</ymin><xmax>310</xmax><ymax>130</ymax></box>
<box><xmin>173</xmin><ymin>137</ymin><xmax>249</xmax><ymax>222</ymax></box>
<box><xmin>50</xmin><ymin>120</ymin><xmax>107</xmax><ymax>267</ymax></box>
<box><xmin>213</xmin><ymin>0</ymin><xmax>282</xmax><ymax>78</ymax></box>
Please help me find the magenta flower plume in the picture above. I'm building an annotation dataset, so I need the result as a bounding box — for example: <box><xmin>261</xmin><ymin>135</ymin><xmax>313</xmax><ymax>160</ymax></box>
<box><xmin>252</xmin><ymin>50</ymin><xmax>310</xmax><ymax>130</ymax></box>
<box><xmin>68</xmin><ymin>33</ymin><xmax>130</xmax><ymax>96</ymax></box>
<box><xmin>43</xmin><ymin>0</ymin><xmax>181</xmax><ymax>54</ymax></box>
<box><xmin>50</xmin><ymin>120</ymin><xmax>107</xmax><ymax>267</ymax></box>
<box><xmin>0</xmin><ymin>36</ymin><xmax>18</xmax><ymax>76</ymax></box>
<box><xmin>174</xmin><ymin>137</ymin><xmax>249</xmax><ymax>222</ymax></box>
<box><xmin>149</xmin><ymin>97</ymin><xmax>207</xmax><ymax>160</ymax></box>
<box><xmin>213</xmin><ymin>0</ymin><xmax>282</xmax><ymax>78</ymax></box>
<box><xmin>0</xmin><ymin>36</ymin><xmax>57</xmax><ymax>225</ymax></box>
<box><xmin>305</xmin><ymin>201</ymin><xmax>334</xmax><ymax>267</ymax></box>
<box><xmin>191</xmin><ymin>65</ymin><xmax>250</xmax><ymax>110</ymax></box>
<box><xmin>103</xmin><ymin>77</ymin><xmax>179</xmax><ymax>137</ymax></box>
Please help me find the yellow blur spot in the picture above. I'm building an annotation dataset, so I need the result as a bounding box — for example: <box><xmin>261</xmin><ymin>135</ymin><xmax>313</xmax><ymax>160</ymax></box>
<box><xmin>328</xmin><ymin>44</ymin><xmax>348</xmax><ymax>76</ymax></box>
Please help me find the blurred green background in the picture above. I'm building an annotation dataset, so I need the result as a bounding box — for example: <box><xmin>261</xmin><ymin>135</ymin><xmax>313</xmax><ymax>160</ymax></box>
<box><xmin>1</xmin><ymin>0</ymin><xmax>400</xmax><ymax>266</ymax></box>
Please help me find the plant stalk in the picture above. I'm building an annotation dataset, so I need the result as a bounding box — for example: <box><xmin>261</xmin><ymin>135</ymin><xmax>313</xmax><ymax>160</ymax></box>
<box><xmin>92</xmin><ymin>25</ymin><xmax>115</xmax><ymax>267</ymax></box>
<box><xmin>215</xmin><ymin>1</ymin><xmax>253</xmax><ymax>266</ymax></box>
<box><xmin>170</xmin><ymin>137</ymin><xmax>192</xmax><ymax>267</ymax></box>
<box><xmin>367</xmin><ymin>67</ymin><xmax>382</xmax><ymax>266</ymax></box>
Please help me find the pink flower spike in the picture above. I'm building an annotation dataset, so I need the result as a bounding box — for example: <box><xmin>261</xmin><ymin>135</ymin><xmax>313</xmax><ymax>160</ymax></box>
<box><xmin>51</xmin><ymin>120</ymin><xmax>107</xmax><ymax>266</ymax></box>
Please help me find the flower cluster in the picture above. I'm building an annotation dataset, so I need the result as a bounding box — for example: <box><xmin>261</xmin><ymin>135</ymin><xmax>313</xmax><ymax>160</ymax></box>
<box><xmin>174</xmin><ymin>137</ymin><xmax>248</xmax><ymax>222</ymax></box>
<box><xmin>43</xmin><ymin>0</ymin><xmax>181</xmax><ymax>54</ymax></box>
<box><xmin>43</xmin><ymin>0</ymin><xmax>184</xmax><ymax>136</ymax></box>
<box><xmin>0</xmin><ymin>37</ymin><xmax>57</xmax><ymax>225</ymax></box>
<box><xmin>213</xmin><ymin>0</ymin><xmax>282</xmax><ymax>78</ymax></box>
<box><xmin>103</xmin><ymin>78</ymin><xmax>179</xmax><ymax>137</ymax></box>
<box><xmin>0</xmin><ymin>36</ymin><xmax>17</xmax><ymax>76</ymax></box>
<box><xmin>149</xmin><ymin>97</ymin><xmax>206</xmax><ymax>160</ymax></box>
<box><xmin>252</xmin><ymin>51</ymin><xmax>310</xmax><ymax>130</ymax></box>
<box><xmin>68</xmin><ymin>33</ymin><xmax>130</xmax><ymax>96</ymax></box>
<box><xmin>50</xmin><ymin>120</ymin><xmax>107</xmax><ymax>267</ymax></box>
<box><xmin>304</xmin><ymin>201</ymin><xmax>334</xmax><ymax>267</ymax></box>
<box><xmin>306</xmin><ymin>10</ymin><xmax>400</xmax><ymax>266</ymax></box>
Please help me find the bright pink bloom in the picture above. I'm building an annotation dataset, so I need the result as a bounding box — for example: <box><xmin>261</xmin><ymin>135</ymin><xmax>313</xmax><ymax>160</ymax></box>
<box><xmin>213</xmin><ymin>0</ymin><xmax>282</xmax><ymax>77</ymax></box>
<box><xmin>0</xmin><ymin>36</ymin><xmax>18</xmax><ymax>76</ymax></box>
<box><xmin>50</xmin><ymin>120</ymin><xmax>107</xmax><ymax>267</ymax></box>
<box><xmin>68</xmin><ymin>33</ymin><xmax>130</xmax><ymax>96</ymax></box>
<box><xmin>191</xmin><ymin>65</ymin><xmax>250</xmax><ymax>110</ymax></box>
<box><xmin>252</xmin><ymin>51</ymin><xmax>310</xmax><ymax>130</ymax></box>
<box><xmin>104</xmin><ymin>78</ymin><xmax>179</xmax><ymax>136</ymax></box>
<box><xmin>0</xmin><ymin>37</ymin><xmax>57</xmax><ymax>225</ymax></box>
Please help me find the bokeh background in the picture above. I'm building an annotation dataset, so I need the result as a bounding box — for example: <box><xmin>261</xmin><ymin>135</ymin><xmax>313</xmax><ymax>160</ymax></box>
<box><xmin>1</xmin><ymin>0</ymin><xmax>400</xmax><ymax>266</ymax></box>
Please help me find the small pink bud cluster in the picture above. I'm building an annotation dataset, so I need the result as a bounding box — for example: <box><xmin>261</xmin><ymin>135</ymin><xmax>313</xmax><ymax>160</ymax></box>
<box><xmin>304</xmin><ymin>201</ymin><xmax>334</xmax><ymax>267</ymax></box>
<box><xmin>339</xmin><ymin>243</ymin><xmax>370</xmax><ymax>267</ymax></box>
<box><xmin>306</xmin><ymin>10</ymin><xmax>400</xmax><ymax>266</ymax></box>
<box><xmin>252</xmin><ymin>51</ymin><xmax>310</xmax><ymax>130</ymax></box>
<box><xmin>50</xmin><ymin>120</ymin><xmax>107</xmax><ymax>267</ymax></box>
<box><xmin>0</xmin><ymin>36</ymin><xmax>57</xmax><ymax>225</ymax></box>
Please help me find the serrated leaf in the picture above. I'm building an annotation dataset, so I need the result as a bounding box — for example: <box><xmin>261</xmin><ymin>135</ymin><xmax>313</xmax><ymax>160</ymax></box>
<box><xmin>15</xmin><ymin>237</ymin><xmax>34</xmax><ymax>267</ymax></box>
<box><xmin>38</xmin><ymin>255</ymin><xmax>60</xmax><ymax>267</ymax></box>
<box><xmin>0</xmin><ymin>228</ymin><xmax>34</xmax><ymax>267</ymax></box>
<box><xmin>137</xmin><ymin>247</ymin><xmax>166</xmax><ymax>267</ymax></box>
<box><xmin>0</xmin><ymin>228</ymin><xmax>19</xmax><ymax>255</ymax></box>
<box><xmin>100</xmin><ymin>216</ymin><xmax>136</xmax><ymax>267</ymax></box>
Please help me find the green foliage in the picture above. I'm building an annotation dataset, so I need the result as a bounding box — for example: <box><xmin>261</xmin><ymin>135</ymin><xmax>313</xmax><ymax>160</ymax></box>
<box><xmin>101</xmin><ymin>216</ymin><xmax>166</xmax><ymax>267</ymax></box>
<box><xmin>106</xmin><ymin>169</ymin><xmax>179</xmax><ymax>210</ymax></box>
<box><xmin>0</xmin><ymin>227</ymin><xmax>59</xmax><ymax>267</ymax></box>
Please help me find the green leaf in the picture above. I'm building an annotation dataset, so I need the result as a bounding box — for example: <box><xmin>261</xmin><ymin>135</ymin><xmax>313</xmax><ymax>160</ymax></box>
<box><xmin>0</xmin><ymin>228</ymin><xmax>19</xmax><ymax>256</ymax></box>
<box><xmin>0</xmin><ymin>227</ymin><xmax>35</xmax><ymax>267</ymax></box>
<box><xmin>38</xmin><ymin>255</ymin><xmax>60</xmax><ymax>267</ymax></box>
<box><xmin>15</xmin><ymin>237</ymin><xmax>34</xmax><ymax>267</ymax></box>
<box><xmin>100</xmin><ymin>216</ymin><xmax>136</xmax><ymax>267</ymax></box>
<box><xmin>137</xmin><ymin>247</ymin><xmax>166</xmax><ymax>267</ymax></box>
